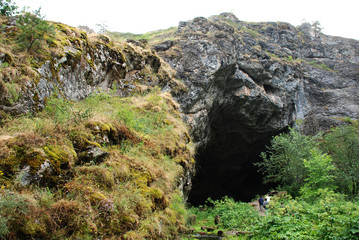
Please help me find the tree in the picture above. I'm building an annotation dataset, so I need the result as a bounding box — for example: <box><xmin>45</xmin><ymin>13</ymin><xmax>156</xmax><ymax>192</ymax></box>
<box><xmin>16</xmin><ymin>8</ymin><xmax>55</xmax><ymax>52</ymax></box>
<box><xmin>302</xmin><ymin>149</ymin><xmax>336</xmax><ymax>191</ymax></box>
<box><xmin>95</xmin><ymin>21</ymin><xmax>108</xmax><ymax>34</ymax></box>
<box><xmin>78</xmin><ymin>25</ymin><xmax>95</xmax><ymax>34</ymax></box>
<box><xmin>322</xmin><ymin>125</ymin><xmax>359</xmax><ymax>196</ymax></box>
<box><xmin>256</xmin><ymin>127</ymin><xmax>321</xmax><ymax>196</ymax></box>
<box><xmin>0</xmin><ymin>0</ymin><xmax>18</xmax><ymax>16</ymax></box>
<box><xmin>312</xmin><ymin>21</ymin><xmax>322</xmax><ymax>38</ymax></box>
<box><xmin>299</xmin><ymin>149</ymin><xmax>336</xmax><ymax>203</ymax></box>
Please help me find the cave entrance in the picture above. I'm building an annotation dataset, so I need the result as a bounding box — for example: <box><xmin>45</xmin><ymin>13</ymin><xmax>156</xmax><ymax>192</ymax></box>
<box><xmin>188</xmin><ymin>131</ymin><xmax>279</xmax><ymax>206</ymax></box>
<box><xmin>187</xmin><ymin>101</ymin><xmax>288</xmax><ymax>206</ymax></box>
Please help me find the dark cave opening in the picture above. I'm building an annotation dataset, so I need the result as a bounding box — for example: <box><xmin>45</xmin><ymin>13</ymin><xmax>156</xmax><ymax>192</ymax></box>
<box><xmin>187</xmin><ymin>104</ymin><xmax>287</xmax><ymax>206</ymax></box>
<box><xmin>188</xmin><ymin>134</ymin><xmax>277</xmax><ymax>206</ymax></box>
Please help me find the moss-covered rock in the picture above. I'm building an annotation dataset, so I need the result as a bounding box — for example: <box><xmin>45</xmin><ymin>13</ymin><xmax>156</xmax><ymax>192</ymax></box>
<box><xmin>85</xmin><ymin>120</ymin><xmax>140</xmax><ymax>145</ymax></box>
<box><xmin>43</xmin><ymin>144</ymin><xmax>77</xmax><ymax>173</ymax></box>
<box><xmin>68</xmin><ymin>130</ymin><xmax>100</xmax><ymax>152</ymax></box>
<box><xmin>77</xmin><ymin>146</ymin><xmax>108</xmax><ymax>165</ymax></box>
<box><xmin>0</xmin><ymin>134</ymin><xmax>79</xmax><ymax>187</ymax></box>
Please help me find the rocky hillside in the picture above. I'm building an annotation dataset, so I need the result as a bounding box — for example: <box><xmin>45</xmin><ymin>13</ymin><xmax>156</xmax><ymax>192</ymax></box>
<box><xmin>0</xmin><ymin>11</ymin><xmax>359</xmax><ymax>238</ymax></box>
<box><xmin>0</xmin><ymin>16</ymin><xmax>185</xmax><ymax>117</ymax></box>
<box><xmin>152</xmin><ymin>13</ymin><xmax>359</xmax><ymax>204</ymax></box>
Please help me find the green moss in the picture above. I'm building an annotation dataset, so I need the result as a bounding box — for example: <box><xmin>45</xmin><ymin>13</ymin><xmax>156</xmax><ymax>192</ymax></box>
<box><xmin>85</xmin><ymin>120</ymin><xmax>139</xmax><ymax>145</ymax></box>
<box><xmin>86</xmin><ymin>58</ymin><xmax>95</xmax><ymax>69</ymax></box>
<box><xmin>80</xmin><ymin>31</ymin><xmax>88</xmax><ymax>40</ymax></box>
<box><xmin>0</xmin><ymin>152</ymin><xmax>22</xmax><ymax>177</ymax></box>
<box><xmin>22</xmin><ymin>218</ymin><xmax>46</xmax><ymax>236</ymax></box>
<box><xmin>89</xmin><ymin>191</ymin><xmax>107</xmax><ymax>206</ymax></box>
<box><xmin>77</xmin><ymin>166</ymin><xmax>116</xmax><ymax>190</ymax></box>
<box><xmin>43</xmin><ymin>144</ymin><xmax>76</xmax><ymax>174</ymax></box>
<box><xmin>17</xmin><ymin>146</ymin><xmax>46</xmax><ymax>175</ymax></box>
<box><xmin>32</xmin><ymin>91</ymin><xmax>40</xmax><ymax>112</ymax></box>
<box><xmin>131</xmin><ymin>169</ymin><xmax>153</xmax><ymax>189</ymax></box>
<box><xmin>308</xmin><ymin>60</ymin><xmax>333</xmax><ymax>71</ymax></box>
<box><xmin>85</xmin><ymin>121</ymin><xmax>115</xmax><ymax>134</ymax></box>
<box><xmin>69</xmin><ymin>130</ymin><xmax>100</xmax><ymax>151</ymax></box>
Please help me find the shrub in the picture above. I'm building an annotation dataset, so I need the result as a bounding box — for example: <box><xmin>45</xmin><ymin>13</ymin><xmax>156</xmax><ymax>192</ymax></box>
<box><xmin>256</xmin><ymin>127</ymin><xmax>321</xmax><ymax>196</ymax></box>
<box><xmin>322</xmin><ymin>125</ymin><xmax>359</xmax><ymax>196</ymax></box>
<box><xmin>43</xmin><ymin>95</ymin><xmax>92</xmax><ymax>125</ymax></box>
<box><xmin>189</xmin><ymin>197</ymin><xmax>260</xmax><ymax>232</ymax></box>
<box><xmin>0</xmin><ymin>191</ymin><xmax>30</xmax><ymax>238</ymax></box>
<box><xmin>16</xmin><ymin>8</ymin><xmax>56</xmax><ymax>52</ymax></box>
<box><xmin>0</xmin><ymin>0</ymin><xmax>18</xmax><ymax>16</ymax></box>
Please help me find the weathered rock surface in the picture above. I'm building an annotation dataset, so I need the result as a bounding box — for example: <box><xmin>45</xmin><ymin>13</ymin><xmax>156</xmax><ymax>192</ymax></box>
<box><xmin>0</xmin><ymin>27</ymin><xmax>182</xmax><ymax>115</ymax></box>
<box><xmin>155</xmin><ymin>13</ymin><xmax>359</xmax><ymax>204</ymax></box>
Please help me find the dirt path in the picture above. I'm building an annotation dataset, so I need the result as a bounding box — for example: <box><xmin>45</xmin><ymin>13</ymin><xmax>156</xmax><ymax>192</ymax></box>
<box><xmin>249</xmin><ymin>200</ymin><xmax>265</xmax><ymax>216</ymax></box>
<box><xmin>0</xmin><ymin>135</ymin><xmax>13</xmax><ymax>141</ymax></box>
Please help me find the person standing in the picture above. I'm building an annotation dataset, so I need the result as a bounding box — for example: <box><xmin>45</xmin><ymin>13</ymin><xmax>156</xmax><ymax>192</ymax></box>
<box><xmin>258</xmin><ymin>196</ymin><xmax>264</xmax><ymax>212</ymax></box>
<box><xmin>263</xmin><ymin>198</ymin><xmax>269</xmax><ymax>214</ymax></box>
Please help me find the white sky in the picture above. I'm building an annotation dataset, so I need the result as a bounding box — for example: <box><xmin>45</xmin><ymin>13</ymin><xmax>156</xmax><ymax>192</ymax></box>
<box><xmin>17</xmin><ymin>0</ymin><xmax>359</xmax><ymax>40</ymax></box>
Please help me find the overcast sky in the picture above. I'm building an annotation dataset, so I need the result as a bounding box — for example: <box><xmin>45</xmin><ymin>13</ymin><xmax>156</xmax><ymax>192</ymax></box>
<box><xmin>16</xmin><ymin>0</ymin><xmax>359</xmax><ymax>40</ymax></box>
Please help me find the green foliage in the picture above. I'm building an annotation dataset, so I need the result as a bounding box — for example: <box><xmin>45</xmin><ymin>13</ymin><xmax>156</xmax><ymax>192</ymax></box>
<box><xmin>4</xmin><ymin>82</ymin><xmax>21</xmax><ymax>104</ymax></box>
<box><xmin>308</xmin><ymin>60</ymin><xmax>332</xmax><ymax>71</ymax></box>
<box><xmin>303</xmin><ymin>149</ymin><xmax>336</xmax><ymax>191</ymax></box>
<box><xmin>322</xmin><ymin>125</ymin><xmax>359</xmax><ymax>195</ymax></box>
<box><xmin>0</xmin><ymin>0</ymin><xmax>18</xmax><ymax>16</ymax></box>
<box><xmin>0</xmin><ymin>191</ymin><xmax>30</xmax><ymax>238</ymax></box>
<box><xmin>311</xmin><ymin>21</ymin><xmax>323</xmax><ymax>37</ymax></box>
<box><xmin>0</xmin><ymin>215</ymin><xmax>9</xmax><ymax>238</ymax></box>
<box><xmin>43</xmin><ymin>95</ymin><xmax>92</xmax><ymax>125</ymax></box>
<box><xmin>16</xmin><ymin>8</ymin><xmax>55</xmax><ymax>52</ymax></box>
<box><xmin>258</xmin><ymin>123</ymin><xmax>359</xmax><ymax>197</ymax></box>
<box><xmin>118</xmin><ymin>105</ymin><xmax>165</xmax><ymax>134</ymax></box>
<box><xmin>117</xmin><ymin>96</ymin><xmax>168</xmax><ymax>135</ymax></box>
<box><xmin>256</xmin><ymin>127</ymin><xmax>321</xmax><ymax>196</ymax></box>
<box><xmin>300</xmin><ymin>149</ymin><xmax>336</xmax><ymax>201</ymax></box>
<box><xmin>252</xmin><ymin>189</ymin><xmax>359</xmax><ymax>240</ymax></box>
<box><xmin>107</xmin><ymin>26</ymin><xmax>177</xmax><ymax>43</ymax></box>
<box><xmin>188</xmin><ymin>121</ymin><xmax>359</xmax><ymax>239</ymax></box>
<box><xmin>189</xmin><ymin>197</ymin><xmax>259</xmax><ymax>233</ymax></box>
<box><xmin>209</xmin><ymin>197</ymin><xmax>260</xmax><ymax>229</ymax></box>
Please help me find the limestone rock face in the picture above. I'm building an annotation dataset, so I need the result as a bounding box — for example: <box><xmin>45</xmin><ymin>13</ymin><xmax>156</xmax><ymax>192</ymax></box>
<box><xmin>157</xmin><ymin>12</ymin><xmax>359</xmax><ymax>149</ymax></box>
<box><xmin>155</xmin><ymin>13</ymin><xmax>359</xmax><ymax>203</ymax></box>
<box><xmin>2</xmin><ymin>32</ymin><xmax>179</xmax><ymax>115</ymax></box>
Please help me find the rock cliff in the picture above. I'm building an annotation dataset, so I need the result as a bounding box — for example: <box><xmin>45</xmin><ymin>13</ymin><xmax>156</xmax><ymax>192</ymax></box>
<box><xmin>0</xmin><ymin>22</ymin><xmax>183</xmax><ymax>116</ymax></box>
<box><xmin>154</xmin><ymin>13</ymin><xmax>359</xmax><ymax>204</ymax></box>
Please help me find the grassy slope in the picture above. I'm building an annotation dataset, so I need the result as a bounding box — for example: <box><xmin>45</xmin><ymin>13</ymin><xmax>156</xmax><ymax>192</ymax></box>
<box><xmin>0</xmin><ymin>15</ymin><xmax>194</xmax><ymax>239</ymax></box>
<box><xmin>0</xmin><ymin>89</ymin><xmax>194</xmax><ymax>239</ymax></box>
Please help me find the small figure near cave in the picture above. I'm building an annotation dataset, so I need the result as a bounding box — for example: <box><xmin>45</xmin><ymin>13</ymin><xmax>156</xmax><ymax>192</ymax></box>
<box><xmin>214</xmin><ymin>214</ymin><xmax>220</xmax><ymax>225</ymax></box>
<box><xmin>263</xmin><ymin>198</ymin><xmax>269</xmax><ymax>214</ymax></box>
<box><xmin>258</xmin><ymin>195</ymin><xmax>264</xmax><ymax>212</ymax></box>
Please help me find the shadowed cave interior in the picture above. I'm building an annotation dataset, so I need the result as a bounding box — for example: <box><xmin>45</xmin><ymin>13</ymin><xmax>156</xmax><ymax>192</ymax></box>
<box><xmin>188</xmin><ymin>110</ymin><xmax>286</xmax><ymax>206</ymax></box>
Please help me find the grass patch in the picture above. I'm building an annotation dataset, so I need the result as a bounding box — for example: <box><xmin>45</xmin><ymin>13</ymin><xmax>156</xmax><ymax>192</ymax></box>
<box><xmin>108</xmin><ymin>26</ymin><xmax>178</xmax><ymax>45</ymax></box>
<box><xmin>308</xmin><ymin>60</ymin><xmax>333</xmax><ymax>71</ymax></box>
